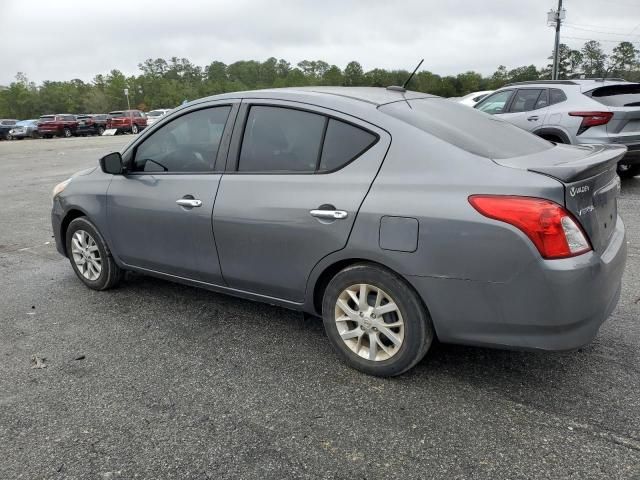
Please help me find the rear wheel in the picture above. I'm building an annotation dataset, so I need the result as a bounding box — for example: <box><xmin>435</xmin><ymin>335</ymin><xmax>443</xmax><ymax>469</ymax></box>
<box><xmin>6</xmin><ymin>133</ymin><xmax>13</xmax><ymax>140</ymax></box>
<box><xmin>63</xmin><ymin>128</ymin><xmax>72</xmax><ymax>138</ymax></box>
<box><xmin>539</xmin><ymin>134</ymin><xmax>565</xmax><ymax>144</ymax></box>
<box><xmin>66</xmin><ymin>217</ymin><xmax>123</xmax><ymax>290</ymax></box>
<box><xmin>131</xmin><ymin>124</ymin><xmax>139</xmax><ymax>134</ymax></box>
<box><xmin>322</xmin><ymin>263</ymin><xmax>434</xmax><ymax>377</ymax></box>
<box><xmin>97</xmin><ymin>126</ymin><xmax>105</xmax><ymax>136</ymax></box>
<box><xmin>618</xmin><ymin>164</ymin><xmax>640</xmax><ymax>179</ymax></box>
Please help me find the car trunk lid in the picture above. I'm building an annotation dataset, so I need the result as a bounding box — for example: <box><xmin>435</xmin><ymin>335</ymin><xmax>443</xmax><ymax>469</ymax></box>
<box><xmin>494</xmin><ymin>143</ymin><xmax>626</xmax><ymax>253</ymax></box>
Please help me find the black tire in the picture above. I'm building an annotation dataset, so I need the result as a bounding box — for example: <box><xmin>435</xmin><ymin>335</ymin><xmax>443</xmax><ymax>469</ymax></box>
<box><xmin>131</xmin><ymin>124</ymin><xmax>139</xmax><ymax>134</ymax></box>
<box><xmin>618</xmin><ymin>164</ymin><xmax>640</xmax><ymax>179</ymax></box>
<box><xmin>63</xmin><ymin>127</ymin><xmax>72</xmax><ymax>138</ymax></box>
<box><xmin>65</xmin><ymin>217</ymin><xmax>123</xmax><ymax>290</ymax></box>
<box><xmin>97</xmin><ymin>126</ymin><xmax>105</xmax><ymax>136</ymax></box>
<box><xmin>322</xmin><ymin>263</ymin><xmax>434</xmax><ymax>377</ymax></box>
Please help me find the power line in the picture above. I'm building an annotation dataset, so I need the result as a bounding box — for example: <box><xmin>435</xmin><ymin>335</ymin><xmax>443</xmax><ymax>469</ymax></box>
<box><xmin>563</xmin><ymin>24</ymin><xmax>640</xmax><ymax>37</ymax></box>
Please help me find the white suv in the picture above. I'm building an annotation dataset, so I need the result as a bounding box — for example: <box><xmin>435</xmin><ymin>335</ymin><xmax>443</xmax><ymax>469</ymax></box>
<box><xmin>475</xmin><ymin>79</ymin><xmax>640</xmax><ymax>178</ymax></box>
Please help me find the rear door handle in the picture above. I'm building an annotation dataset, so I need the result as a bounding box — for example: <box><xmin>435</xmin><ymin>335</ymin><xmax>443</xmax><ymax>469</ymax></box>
<box><xmin>527</xmin><ymin>116</ymin><xmax>539</xmax><ymax>121</ymax></box>
<box><xmin>176</xmin><ymin>198</ymin><xmax>202</xmax><ymax>208</ymax></box>
<box><xmin>310</xmin><ymin>209</ymin><xmax>348</xmax><ymax>220</ymax></box>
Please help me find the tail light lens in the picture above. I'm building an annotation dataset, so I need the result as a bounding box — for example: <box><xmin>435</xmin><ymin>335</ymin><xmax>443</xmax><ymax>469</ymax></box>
<box><xmin>468</xmin><ymin>195</ymin><xmax>591</xmax><ymax>259</ymax></box>
<box><xmin>569</xmin><ymin>111</ymin><xmax>613</xmax><ymax>135</ymax></box>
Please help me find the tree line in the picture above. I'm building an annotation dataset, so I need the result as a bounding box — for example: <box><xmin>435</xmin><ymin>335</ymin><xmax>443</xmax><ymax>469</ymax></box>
<box><xmin>1</xmin><ymin>40</ymin><xmax>639</xmax><ymax>119</ymax></box>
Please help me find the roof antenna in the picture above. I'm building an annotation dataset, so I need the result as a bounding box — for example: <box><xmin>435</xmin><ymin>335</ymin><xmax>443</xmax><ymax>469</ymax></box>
<box><xmin>387</xmin><ymin>59</ymin><xmax>424</xmax><ymax>92</ymax></box>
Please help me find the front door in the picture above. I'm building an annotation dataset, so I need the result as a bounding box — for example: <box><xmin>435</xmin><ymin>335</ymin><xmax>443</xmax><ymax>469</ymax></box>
<box><xmin>107</xmin><ymin>103</ymin><xmax>236</xmax><ymax>284</ymax></box>
<box><xmin>213</xmin><ymin>101</ymin><xmax>391</xmax><ymax>302</ymax></box>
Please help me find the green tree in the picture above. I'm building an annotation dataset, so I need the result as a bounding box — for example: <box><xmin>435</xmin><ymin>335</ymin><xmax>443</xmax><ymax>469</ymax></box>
<box><xmin>610</xmin><ymin>41</ymin><xmax>639</xmax><ymax>76</ymax></box>
<box><xmin>581</xmin><ymin>40</ymin><xmax>607</xmax><ymax>76</ymax></box>
<box><xmin>343</xmin><ymin>61</ymin><xmax>364</xmax><ymax>86</ymax></box>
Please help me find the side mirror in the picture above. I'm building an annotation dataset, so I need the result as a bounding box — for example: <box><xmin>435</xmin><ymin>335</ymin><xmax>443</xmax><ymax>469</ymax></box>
<box><xmin>99</xmin><ymin>152</ymin><xmax>124</xmax><ymax>174</ymax></box>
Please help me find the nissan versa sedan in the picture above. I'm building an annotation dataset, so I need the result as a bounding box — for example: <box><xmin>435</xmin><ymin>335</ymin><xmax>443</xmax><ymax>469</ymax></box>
<box><xmin>51</xmin><ymin>87</ymin><xmax>627</xmax><ymax>376</ymax></box>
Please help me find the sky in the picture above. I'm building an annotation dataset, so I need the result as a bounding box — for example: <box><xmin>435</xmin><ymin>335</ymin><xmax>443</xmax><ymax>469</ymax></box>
<box><xmin>2</xmin><ymin>0</ymin><xmax>640</xmax><ymax>85</ymax></box>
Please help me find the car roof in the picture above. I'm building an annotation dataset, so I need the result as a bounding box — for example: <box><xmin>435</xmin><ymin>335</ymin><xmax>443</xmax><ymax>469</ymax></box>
<box><xmin>503</xmin><ymin>79</ymin><xmax>633</xmax><ymax>93</ymax></box>
<box><xmin>195</xmin><ymin>86</ymin><xmax>435</xmax><ymax>108</ymax></box>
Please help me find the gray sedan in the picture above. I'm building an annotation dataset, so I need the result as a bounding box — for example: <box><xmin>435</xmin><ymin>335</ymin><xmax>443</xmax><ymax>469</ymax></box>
<box><xmin>51</xmin><ymin>87</ymin><xmax>627</xmax><ymax>376</ymax></box>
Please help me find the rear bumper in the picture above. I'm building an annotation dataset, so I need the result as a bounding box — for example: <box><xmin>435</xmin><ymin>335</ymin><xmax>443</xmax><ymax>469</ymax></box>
<box><xmin>408</xmin><ymin>217</ymin><xmax>627</xmax><ymax>351</ymax></box>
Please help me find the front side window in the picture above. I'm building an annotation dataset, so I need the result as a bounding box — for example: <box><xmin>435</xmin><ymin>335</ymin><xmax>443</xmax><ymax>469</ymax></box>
<box><xmin>132</xmin><ymin>106</ymin><xmax>231</xmax><ymax>173</ymax></box>
<box><xmin>475</xmin><ymin>90</ymin><xmax>514</xmax><ymax>114</ymax></box>
<box><xmin>238</xmin><ymin>106</ymin><xmax>325</xmax><ymax>172</ymax></box>
<box><xmin>509</xmin><ymin>89</ymin><xmax>543</xmax><ymax>113</ymax></box>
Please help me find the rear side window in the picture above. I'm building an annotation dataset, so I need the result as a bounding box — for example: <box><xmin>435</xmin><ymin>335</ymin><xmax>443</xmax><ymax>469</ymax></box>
<box><xmin>239</xmin><ymin>106</ymin><xmax>325</xmax><ymax>172</ymax></box>
<box><xmin>381</xmin><ymin>98</ymin><xmax>553</xmax><ymax>160</ymax></box>
<box><xmin>586</xmin><ymin>84</ymin><xmax>640</xmax><ymax>107</ymax></box>
<box><xmin>549</xmin><ymin>88</ymin><xmax>567</xmax><ymax>105</ymax></box>
<box><xmin>319</xmin><ymin>119</ymin><xmax>376</xmax><ymax>172</ymax></box>
<box><xmin>475</xmin><ymin>90</ymin><xmax>514</xmax><ymax>114</ymax></box>
<box><xmin>535</xmin><ymin>89</ymin><xmax>549</xmax><ymax>109</ymax></box>
<box><xmin>509</xmin><ymin>89</ymin><xmax>543</xmax><ymax>113</ymax></box>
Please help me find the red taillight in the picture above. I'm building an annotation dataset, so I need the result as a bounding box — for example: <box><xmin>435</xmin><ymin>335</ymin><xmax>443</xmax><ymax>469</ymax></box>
<box><xmin>569</xmin><ymin>111</ymin><xmax>613</xmax><ymax>135</ymax></box>
<box><xmin>468</xmin><ymin>195</ymin><xmax>591</xmax><ymax>259</ymax></box>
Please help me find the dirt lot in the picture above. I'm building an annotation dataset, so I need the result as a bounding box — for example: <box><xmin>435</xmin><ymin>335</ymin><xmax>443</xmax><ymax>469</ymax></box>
<box><xmin>1</xmin><ymin>136</ymin><xmax>639</xmax><ymax>479</ymax></box>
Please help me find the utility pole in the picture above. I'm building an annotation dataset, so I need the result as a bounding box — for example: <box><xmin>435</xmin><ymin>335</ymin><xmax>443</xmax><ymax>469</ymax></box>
<box><xmin>548</xmin><ymin>0</ymin><xmax>566</xmax><ymax>80</ymax></box>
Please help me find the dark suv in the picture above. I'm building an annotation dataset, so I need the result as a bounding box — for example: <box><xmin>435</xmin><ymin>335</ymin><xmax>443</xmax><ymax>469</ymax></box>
<box><xmin>38</xmin><ymin>114</ymin><xmax>78</xmax><ymax>138</ymax></box>
<box><xmin>76</xmin><ymin>114</ymin><xmax>109</xmax><ymax>136</ymax></box>
<box><xmin>106</xmin><ymin>110</ymin><xmax>147</xmax><ymax>134</ymax></box>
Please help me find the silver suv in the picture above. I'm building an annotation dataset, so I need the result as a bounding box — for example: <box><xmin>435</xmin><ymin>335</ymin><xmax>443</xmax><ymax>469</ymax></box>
<box><xmin>475</xmin><ymin>80</ymin><xmax>640</xmax><ymax>178</ymax></box>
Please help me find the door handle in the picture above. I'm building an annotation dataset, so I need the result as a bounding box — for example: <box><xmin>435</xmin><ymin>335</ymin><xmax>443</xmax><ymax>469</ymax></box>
<box><xmin>527</xmin><ymin>116</ymin><xmax>539</xmax><ymax>121</ymax></box>
<box><xmin>310</xmin><ymin>209</ymin><xmax>348</xmax><ymax>220</ymax></box>
<box><xmin>176</xmin><ymin>198</ymin><xmax>202</xmax><ymax>208</ymax></box>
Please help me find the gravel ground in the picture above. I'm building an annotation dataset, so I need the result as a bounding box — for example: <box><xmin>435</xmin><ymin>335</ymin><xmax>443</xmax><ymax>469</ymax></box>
<box><xmin>1</xmin><ymin>136</ymin><xmax>639</xmax><ymax>480</ymax></box>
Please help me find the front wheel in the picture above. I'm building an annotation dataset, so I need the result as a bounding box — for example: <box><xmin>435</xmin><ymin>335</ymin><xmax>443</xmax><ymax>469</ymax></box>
<box><xmin>63</xmin><ymin>128</ymin><xmax>72</xmax><ymax>138</ymax></box>
<box><xmin>97</xmin><ymin>126</ymin><xmax>105</xmax><ymax>136</ymax></box>
<box><xmin>322</xmin><ymin>263</ymin><xmax>434</xmax><ymax>377</ymax></box>
<box><xmin>66</xmin><ymin>217</ymin><xmax>123</xmax><ymax>290</ymax></box>
<box><xmin>131</xmin><ymin>124</ymin><xmax>139</xmax><ymax>134</ymax></box>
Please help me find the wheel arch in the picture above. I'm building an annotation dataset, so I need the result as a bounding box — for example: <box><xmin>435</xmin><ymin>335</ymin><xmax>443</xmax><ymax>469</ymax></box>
<box><xmin>307</xmin><ymin>256</ymin><xmax>434</xmax><ymax>328</ymax></box>
<box><xmin>533</xmin><ymin>127</ymin><xmax>572</xmax><ymax>144</ymax></box>
<box><xmin>59</xmin><ymin>208</ymin><xmax>88</xmax><ymax>256</ymax></box>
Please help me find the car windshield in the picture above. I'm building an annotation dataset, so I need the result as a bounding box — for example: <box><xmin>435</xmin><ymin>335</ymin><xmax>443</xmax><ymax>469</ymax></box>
<box><xmin>109</xmin><ymin>111</ymin><xmax>125</xmax><ymax>117</ymax></box>
<box><xmin>147</xmin><ymin>110</ymin><xmax>164</xmax><ymax>117</ymax></box>
<box><xmin>380</xmin><ymin>98</ymin><xmax>553</xmax><ymax>159</ymax></box>
<box><xmin>16</xmin><ymin>121</ymin><xmax>31</xmax><ymax>126</ymax></box>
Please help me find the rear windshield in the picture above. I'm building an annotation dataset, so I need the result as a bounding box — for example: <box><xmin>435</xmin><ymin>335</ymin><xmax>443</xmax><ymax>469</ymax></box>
<box><xmin>109</xmin><ymin>111</ymin><xmax>125</xmax><ymax>117</ymax></box>
<box><xmin>40</xmin><ymin>116</ymin><xmax>56</xmax><ymax>121</ymax></box>
<box><xmin>1</xmin><ymin>120</ymin><xmax>17</xmax><ymax>126</ymax></box>
<box><xmin>586</xmin><ymin>84</ymin><xmax>640</xmax><ymax>107</ymax></box>
<box><xmin>379</xmin><ymin>98</ymin><xmax>552</xmax><ymax>159</ymax></box>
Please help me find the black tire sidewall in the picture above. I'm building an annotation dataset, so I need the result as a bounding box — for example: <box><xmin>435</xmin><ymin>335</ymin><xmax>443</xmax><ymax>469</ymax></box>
<box><xmin>322</xmin><ymin>264</ymin><xmax>433</xmax><ymax>377</ymax></box>
<box><xmin>65</xmin><ymin>217</ymin><xmax>118</xmax><ymax>290</ymax></box>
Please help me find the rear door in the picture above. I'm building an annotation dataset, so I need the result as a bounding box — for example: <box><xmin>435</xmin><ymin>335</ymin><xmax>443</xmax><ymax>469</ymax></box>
<box><xmin>212</xmin><ymin>100</ymin><xmax>390</xmax><ymax>302</ymax></box>
<box><xmin>498</xmin><ymin>88</ymin><xmax>550</xmax><ymax>132</ymax></box>
<box><xmin>107</xmin><ymin>102</ymin><xmax>238</xmax><ymax>284</ymax></box>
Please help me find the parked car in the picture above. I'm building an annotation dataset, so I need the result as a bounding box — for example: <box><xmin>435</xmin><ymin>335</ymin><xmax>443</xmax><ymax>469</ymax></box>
<box><xmin>106</xmin><ymin>110</ymin><xmax>147</xmax><ymax>134</ymax></box>
<box><xmin>37</xmin><ymin>114</ymin><xmax>78</xmax><ymax>138</ymax></box>
<box><xmin>456</xmin><ymin>90</ymin><xmax>494</xmax><ymax>107</ymax></box>
<box><xmin>8</xmin><ymin>119</ymin><xmax>40</xmax><ymax>139</ymax></box>
<box><xmin>474</xmin><ymin>79</ymin><xmax>640</xmax><ymax>178</ymax></box>
<box><xmin>145</xmin><ymin>109</ymin><xmax>172</xmax><ymax>127</ymax></box>
<box><xmin>52</xmin><ymin>87</ymin><xmax>627</xmax><ymax>377</ymax></box>
<box><xmin>0</xmin><ymin>119</ymin><xmax>19</xmax><ymax>140</ymax></box>
<box><xmin>76</xmin><ymin>114</ymin><xmax>109</xmax><ymax>136</ymax></box>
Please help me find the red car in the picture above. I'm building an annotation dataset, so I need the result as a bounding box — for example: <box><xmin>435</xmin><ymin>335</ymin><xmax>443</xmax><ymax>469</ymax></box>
<box><xmin>37</xmin><ymin>114</ymin><xmax>78</xmax><ymax>138</ymax></box>
<box><xmin>106</xmin><ymin>110</ymin><xmax>147</xmax><ymax>134</ymax></box>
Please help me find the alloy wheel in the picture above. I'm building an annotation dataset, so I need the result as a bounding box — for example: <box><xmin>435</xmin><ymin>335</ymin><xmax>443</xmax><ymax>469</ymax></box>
<box><xmin>70</xmin><ymin>230</ymin><xmax>102</xmax><ymax>281</ymax></box>
<box><xmin>334</xmin><ymin>284</ymin><xmax>405</xmax><ymax>361</ymax></box>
